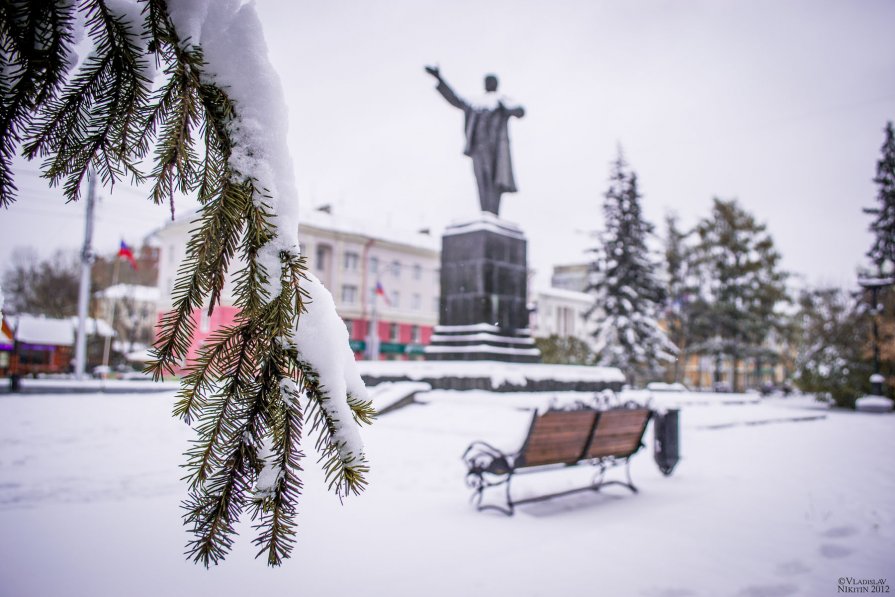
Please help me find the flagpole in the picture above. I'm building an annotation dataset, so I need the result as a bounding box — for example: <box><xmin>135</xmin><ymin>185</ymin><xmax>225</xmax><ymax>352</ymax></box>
<box><xmin>367</xmin><ymin>284</ymin><xmax>380</xmax><ymax>361</ymax></box>
<box><xmin>101</xmin><ymin>257</ymin><xmax>120</xmax><ymax>368</ymax></box>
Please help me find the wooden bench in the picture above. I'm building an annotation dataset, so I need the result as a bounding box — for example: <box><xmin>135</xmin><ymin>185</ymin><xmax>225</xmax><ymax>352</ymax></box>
<box><xmin>462</xmin><ymin>406</ymin><xmax>652</xmax><ymax>515</ymax></box>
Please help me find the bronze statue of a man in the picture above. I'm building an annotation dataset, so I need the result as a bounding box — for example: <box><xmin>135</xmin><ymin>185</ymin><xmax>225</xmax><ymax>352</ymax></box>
<box><xmin>425</xmin><ymin>66</ymin><xmax>524</xmax><ymax>216</ymax></box>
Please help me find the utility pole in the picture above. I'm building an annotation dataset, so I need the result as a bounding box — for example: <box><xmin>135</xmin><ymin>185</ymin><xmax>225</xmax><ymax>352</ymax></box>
<box><xmin>75</xmin><ymin>172</ymin><xmax>96</xmax><ymax>380</ymax></box>
<box><xmin>367</xmin><ymin>286</ymin><xmax>380</xmax><ymax>361</ymax></box>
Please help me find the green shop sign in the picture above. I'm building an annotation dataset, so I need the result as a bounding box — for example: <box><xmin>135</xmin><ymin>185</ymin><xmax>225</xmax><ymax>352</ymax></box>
<box><xmin>347</xmin><ymin>340</ymin><xmax>426</xmax><ymax>356</ymax></box>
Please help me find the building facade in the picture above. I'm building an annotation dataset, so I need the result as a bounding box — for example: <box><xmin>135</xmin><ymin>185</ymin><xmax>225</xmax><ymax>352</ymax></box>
<box><xmin>550</xmin><ymin>262</ymin><xmax>590</xmax><ymax>293</ymax></box>
<box><xmin>94</xmin><ymin>284</ymin><xmax>160</xmax><ymax>352</ymax></box>
<box><xmin>530</xmin><ymin>286</ymin><xmax>593</xmax><ymax>342</ymax></box>
<box><xmin>155</xmin><ymin>209</ymin><xmax>440</xmax><ymax>368</ymax></box>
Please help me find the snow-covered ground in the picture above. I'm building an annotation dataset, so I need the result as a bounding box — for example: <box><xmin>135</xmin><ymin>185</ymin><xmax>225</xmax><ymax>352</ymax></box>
<box><xmin>0</xmin><ymin>388</ymin><xmax>892</xmax><ymax>596</ymax></box>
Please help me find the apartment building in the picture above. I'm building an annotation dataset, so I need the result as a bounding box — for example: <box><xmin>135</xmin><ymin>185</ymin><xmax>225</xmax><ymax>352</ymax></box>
<box><xmin>155</xmin><ymin>208</ymin><xmax>440</xmax><ymax>367</ymax></box>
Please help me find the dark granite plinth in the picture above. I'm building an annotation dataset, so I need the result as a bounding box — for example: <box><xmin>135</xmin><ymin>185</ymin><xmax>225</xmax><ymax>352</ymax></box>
<box><xmin>426</xmin><ymin>215</ymin><xmax>541</xmax><ymax>363</ymax></box>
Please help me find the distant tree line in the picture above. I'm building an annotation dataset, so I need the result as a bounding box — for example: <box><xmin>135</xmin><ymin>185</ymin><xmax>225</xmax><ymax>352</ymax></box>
<box><xmin>553</xmin><ymin>125</ymin><xmax>895</xmax><ymax>408</ymax></box>
<box><xmin>1</xmin><ymin>242</ymin><xmax>160</xmax><ymax>365</ymax></box>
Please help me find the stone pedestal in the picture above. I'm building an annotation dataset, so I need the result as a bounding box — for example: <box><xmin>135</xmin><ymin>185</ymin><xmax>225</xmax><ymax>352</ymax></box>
<box><xmin>425</xmin><ymin>214</ymin><xmax>540</xmax><ymax>363</ymax></box>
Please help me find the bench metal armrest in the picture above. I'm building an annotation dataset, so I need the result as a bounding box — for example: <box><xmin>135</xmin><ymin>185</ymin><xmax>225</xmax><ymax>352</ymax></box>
<box><xmin>463</xmin><ymin>441</ymin><xmax>514</xmax><ymax>481</ymax></box>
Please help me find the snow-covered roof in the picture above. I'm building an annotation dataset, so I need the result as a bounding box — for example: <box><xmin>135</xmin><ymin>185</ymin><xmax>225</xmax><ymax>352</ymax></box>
<box><xmin>299</xmin><ymin>210</ymin><xmax>441</xmax><ymax>251</ymax></box>
<box><xmin>125</xmin><ymin>348</ymin><xmax>154</xmax><ymax>363</ymax></box>
<box><xmin>70</xmin><ymin>317</ymin><xmax>116</xmax><ymax>338</ymax></box>
<box><xmin>14</xmin><ymin>315</ymin><xmax>75</xmax><ymax>345</ymax></box>
<box><xmin>10</xmin><ymin>314</ymin><xmax>116</xmax><ymax>345</ymax></box>
<box><xmin>157</xmin><ymin>207</ymin><xmax>442</xmax><ymax>253</ymax></box>
<box><xmin>300</xmin><ymin>208</ymin><xmax>440</xmax><ymax>252</ymax></box>
<box><xmin>96</xmin><ymin>284</ymin><xmax>161</xmax><ymax>302</ymax></box>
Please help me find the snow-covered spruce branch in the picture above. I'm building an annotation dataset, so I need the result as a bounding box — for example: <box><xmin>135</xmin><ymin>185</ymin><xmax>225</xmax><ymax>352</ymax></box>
<box><xmin>0</xmin><ymin>2</ymin><xmax>77</xmax><ymax>206</ymax></box>
<box><xmin>1</xmin><ymin>0</ymin><xmax>372</xmax><ymax>567</ymax></box>
<box><xmin>295</xmin><ymin>358</ymin><xmax>373</xmax><ymax>497</ymax></box>
<box><xmin>22</xmin><ymin>0</ymin><xmax>152</xmax><ymax>201</ymax></box>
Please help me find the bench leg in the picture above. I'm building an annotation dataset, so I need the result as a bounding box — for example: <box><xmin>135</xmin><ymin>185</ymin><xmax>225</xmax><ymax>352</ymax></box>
<box><xmin>469</xmin><ymin>471</ymin><xmax>515</xmax><ymax>516</ymax></box>
<box><xmin>592</xmin><ymin>458</ymin><xmax>638</xmax><ymax>494</ymax></box>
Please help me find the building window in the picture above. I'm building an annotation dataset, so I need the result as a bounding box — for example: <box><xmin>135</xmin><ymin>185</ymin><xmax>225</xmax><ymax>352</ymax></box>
<box><xmin>343</xmin><ymin>251</ymin><xmax>359</xmax><ymax>271</ymax></box>
<box><xmin>411</xmin><ymin>325</ymin><xmax>421</xmax><ymax>343</ymax></box>
<box><xmin>412</xmin><ymin>293</ymin><xmax>421</xmax><ymax>310</ymax></box>
<box><xmin>344</xmin><ymin>318</ymin><xmax>353</xmax><ymax>337</ymax></box>
<box><xmin>315</xmin><ymin>244</ymin><xmax>330</xmax><ymax>271</ymax></box>
<box><xmin>391</xmin><ymin>260</ymin><xmax>401</xmax><ymax>277</ymax></box>
<box><xmin>390</xmin><ymin>322</ymin><xmax>400</xmax><ymax>341</ymax></box>
<box><xmin>341</xmin><ymin>284</ymin><xmax>358</xmax><ymax>304</ymax></box>
<box><xmin>390</xmin><ymin>291</ymin><xmax>399</xmax><ymax>308</ymax></box>
<box><xmin>370</xmin><ymin>256</ymin><xmax>379</xmax><ymax>273</ymax></box>
<box><xmin>412</xmin><ymin>263</ymin><xmax>422</xmax><ymax>280</ymax></box>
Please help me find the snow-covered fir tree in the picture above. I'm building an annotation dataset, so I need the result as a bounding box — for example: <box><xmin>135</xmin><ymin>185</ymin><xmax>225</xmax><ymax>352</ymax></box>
<box><xmin>0</xmin><ymin>0</ymin><xmax>372</xmax><ymax>566</ymax></box>
<box><xmin>662</xmin><ymin>213</ymin><xmax>694</xmax><ymax>383</ymax></box>
<box><xmin>867</xmin><ymin>121</ymin><xmax>895</xmax><ymax>274</ymax></box>
<box><xmin>688</xmin><ymin>198</ymin><xmax>788</xmax><ymax>391</ymax></box>
<box><xmin>586</xmin><ymin>150</ymin><xmax>677</xmax><ymax>382</ymax></box>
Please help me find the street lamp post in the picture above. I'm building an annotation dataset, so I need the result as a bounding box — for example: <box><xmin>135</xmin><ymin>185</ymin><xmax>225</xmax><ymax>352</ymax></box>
<box><xmin>857</xmin><ymin>274</ymin><xmax>894</xmax><ymax>411</ymax></box>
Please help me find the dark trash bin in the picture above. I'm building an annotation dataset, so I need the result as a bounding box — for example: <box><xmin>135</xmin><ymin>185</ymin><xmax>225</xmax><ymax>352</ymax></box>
<box><xmin>653</xmin><ymin>409</ymin><xmax>680</xmax><ymax>476</ymax></box>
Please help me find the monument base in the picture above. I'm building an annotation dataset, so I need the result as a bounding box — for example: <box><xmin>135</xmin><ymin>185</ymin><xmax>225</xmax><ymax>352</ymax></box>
<box><xmin>425</xmin><ymin>213</ymin><xmax>540</xmax><ymax>364</ymax></box>
<box><xmin>358</xmin><ymin>360</ymin><xmax>625</xmax><ymax>393</ymax></box>
<box><xmin>425</xmin><ymin>323</ymin><xmax>540</xmax><ymax>363</ymax></box>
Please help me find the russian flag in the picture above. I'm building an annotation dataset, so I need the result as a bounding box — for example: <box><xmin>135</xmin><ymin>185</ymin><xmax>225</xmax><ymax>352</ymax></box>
<box><xmin>117</xmin><ymin>240</ymin><xmax>138</xmax><ymax>270</ymax></box>
<box><xmin>374</xmin><ymin>281</ymin><xmax>390</xmax><ymax>305</ymax></box>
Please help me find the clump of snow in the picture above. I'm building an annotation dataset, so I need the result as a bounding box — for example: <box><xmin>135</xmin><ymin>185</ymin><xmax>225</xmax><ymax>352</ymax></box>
<box><xmin>104</xmin><ymin>0</ymin><xmax>158</xmax><ymax>80</ymax></box>
<box><xmin>96</xmin><ymin>284</ymin><xmax>160</xmax><ymax>302</ymax></box>
<box><xmin>855</xmin><ymin>395</ymin><xmax>894</xmax><ymax>413</ymax></box>
<box><xmin>168</xmin><ymin>0</ymin><xmax>301</xmax><ymax>301</ymax></box>
<box><xmin>252</xmin><ymin>438</ymin><xmax>282</xmax><ymax>500</ymax></box>
<box><xmin>462</xmin><ymin>92</ymin><xmax>522</xmax><ymax>112</ymax></box>
<box><xmin>293</xmin><ymin>273</ymin><xmax>367</xmax><ymax>461</ymax></box>
<box><xmin>444</xmin><ymin>212</ymin><xmax>525</xmax><ymax>239</ymax></box>
<box><xmin>278</xmin><ymin>377</ymin><xmax>305</xmax><ymax>409</ymax></box>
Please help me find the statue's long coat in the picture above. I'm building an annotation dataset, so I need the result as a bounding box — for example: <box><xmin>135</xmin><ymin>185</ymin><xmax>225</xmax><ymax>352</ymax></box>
<box><xmin>435</xmin><ymin>82</ymin><xmax>518</xmax><ymax>195</ymax></box>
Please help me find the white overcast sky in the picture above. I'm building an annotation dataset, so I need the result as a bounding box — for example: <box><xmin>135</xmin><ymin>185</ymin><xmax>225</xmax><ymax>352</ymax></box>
<box><xmin>3</xmin><ymin>0</ymin><xmax>894</xmax><ymax>291</ymax></box>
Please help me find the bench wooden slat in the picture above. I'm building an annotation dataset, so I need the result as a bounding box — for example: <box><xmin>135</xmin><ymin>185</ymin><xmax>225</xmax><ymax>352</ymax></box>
<box><xmin>585</xmin><ymin>409</ymin><xmax>651</xmax><ymax>459</ymax></box>
<box><xmin>519</xmin><ymin>410</ymin><xmax>596</xmax><ymax>467</ymax></box>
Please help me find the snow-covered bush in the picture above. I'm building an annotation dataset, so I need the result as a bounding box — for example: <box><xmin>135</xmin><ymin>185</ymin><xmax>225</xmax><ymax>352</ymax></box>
<box><xmin>793</xmin><ymin>288</ymin><xmax>873</xmax><ymax>408</ymax></box>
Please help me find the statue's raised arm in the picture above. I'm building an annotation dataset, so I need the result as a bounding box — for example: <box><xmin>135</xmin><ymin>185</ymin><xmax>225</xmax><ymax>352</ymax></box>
<box><xmin>425</xmin><ymin>65</ymin><xmax>466</xmax><ymax>111</ymax></box>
